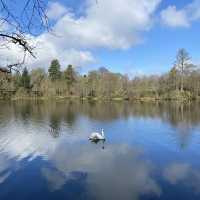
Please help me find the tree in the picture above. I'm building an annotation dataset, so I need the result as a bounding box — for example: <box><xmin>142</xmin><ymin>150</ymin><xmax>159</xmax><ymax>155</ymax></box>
<box><xmin>21</xmin><ymin>67</ymin><xmax>30</xmax><ymax>89</ymax></box>
<box><xmin>87</xmin><ymin>70</ymin><xmax>100</xmax><ymax>97</ymax></box>
<box><xmin>0</xmin><ymin>0</ymin><xmax>49</xmax><ymax>76</ymax></box>
<box><xmin>168</xmin><ymin>66</ymin><xmax>178</xmax><ymax>91</ymax></box>
<box><xmin>0</xmin><ymin>0</ymin><xmax>48</xmax><ymax>59</ymax></box>
<box><xmin>175</xmin><ymin>49</ymin><xmax>191</xmax><ymax>91</ymax></box>
<box><xmin>48</xmin><ymin>59</ymin><xmax>61</xmax><ymax>81</ymax></box>
<box><xmin>30</xmin><ymin>68</ymin><xmax>46</xmax><ymax>92</ymax></box>
<box><xmin>64</xmin><ymin>65</ymin><xmax>76</xmax><ymax>93</ymax></box>
<box><xmin>98</xmin><ymin>67</ymin><xmax>109</xmax><ymax>74</ymax></box>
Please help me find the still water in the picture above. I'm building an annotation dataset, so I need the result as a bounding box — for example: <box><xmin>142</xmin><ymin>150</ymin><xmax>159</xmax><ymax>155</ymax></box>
<box><xmin>1</xmin><ymin>100</ymin><xmax>200</xmax><ymax>200</ymax></box>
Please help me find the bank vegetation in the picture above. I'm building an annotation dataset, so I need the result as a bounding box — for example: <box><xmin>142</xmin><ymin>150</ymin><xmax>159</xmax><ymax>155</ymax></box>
<box><xmin>1</xmin><ymin>48</ymin><xmax>200</xmax><ymax>101</ymax></box>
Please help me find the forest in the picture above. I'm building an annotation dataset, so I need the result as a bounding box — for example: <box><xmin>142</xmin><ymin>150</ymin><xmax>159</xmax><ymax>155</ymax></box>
<box><xmin>0</xmin><ymin>48</ymin><xmax>200</xmax><ymax>101</ymax></box>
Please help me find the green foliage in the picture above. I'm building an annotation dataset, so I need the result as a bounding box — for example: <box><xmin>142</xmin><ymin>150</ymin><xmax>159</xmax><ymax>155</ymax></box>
<box><xmin>13</xmin><ymin>73</ymin><xmax>22</xmax><ymax>88</ymax></box>
<box><xmin>14</xmin><ymin>87</ymin><xmax>29</xmax><ymax>98</ymax></box>
<box><xmin>64</xmin><ymin>64</ymin><xmax>76</xmax><ymax>95</ymax></box>
<box><xmin>64</xmin><ymin>65</ymin><xmax>76</xmax><ymax>86</ymax></box>
<box><xmin>20</xmin><ymin>67</ymin><xmax>30</xmax><ymax>89</ymax></box>
<box><xmin>48</xmin><ymin>59</ymin><xmax>61</xmax><ymax>81</ymax></box>
<box><xmin>2</xmin><ymin>50</ymin><xmax>200</xmax><ymax>101</ymax></box>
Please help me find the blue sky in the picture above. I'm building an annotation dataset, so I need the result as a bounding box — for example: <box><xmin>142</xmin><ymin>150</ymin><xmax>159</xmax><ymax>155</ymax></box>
<box><xmin>95</xmin><ymin>17</ymin><xmax>200</xmax><ymax>76</ymax></box>
<box><xmin>83</xmin><ymin>0</ymin><xmax>200</xmax><ymax>75</ymax></box>
<box><xmin>2</xmin><ymin>0</ymin><xmax>200</xmax><ymax>76</ymax></box>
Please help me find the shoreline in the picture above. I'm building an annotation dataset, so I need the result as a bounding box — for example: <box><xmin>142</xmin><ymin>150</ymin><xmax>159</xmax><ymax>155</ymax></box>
<box><xmin>2</xmin><ymin>95</ymin><xmax>198</xmax><ymax>102</ymax></box>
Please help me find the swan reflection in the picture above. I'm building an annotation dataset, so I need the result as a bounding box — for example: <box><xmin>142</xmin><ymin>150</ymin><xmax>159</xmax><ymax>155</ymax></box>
<box><xmin>90</xmin><ymin>139</ymin><xmax>106</xmax><ymax>149</ymax></box>
<box><xmin>1</xmin><ymin>101</ymin><xmax>200</xmax><ymax>200</ymax></box>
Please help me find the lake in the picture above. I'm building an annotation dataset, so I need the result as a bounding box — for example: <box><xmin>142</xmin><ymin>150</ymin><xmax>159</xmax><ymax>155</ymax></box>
<box><xmin>0</xmin><ymin>100</ymin><xmax>200</xmax><ymax>200</ymax></box>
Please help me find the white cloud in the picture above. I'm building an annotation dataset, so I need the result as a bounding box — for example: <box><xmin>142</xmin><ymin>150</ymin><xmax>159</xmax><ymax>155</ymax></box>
<box><xmin>163</xmin><ymin>162</ymin><xmax>200</xmax><ymax>194</ymax></box>
<box><xmin>48</xmin><ymin>0</ymin><xmax>161</xmax><ymax>49</ymax></box>
<box><xmin>160</xmin><ymin>6</ymin><xmax>189</xmax><ymax>28</ymax></box>
<box><xmin>0</xmin><ymin>0</ymin><xmax>162</xmax><ymax>69</ymax></box>
<box><xmin>0</xmin><ymin>113</ymin><xmax>161</xmax><ymax>198</ymax></box>
<box><xmin>160</xmin><ymin>0</ymin><xmax>200</xmax><ymax>28</ymax></box>
<box><xmin>47</xmin><ymin>144</ymin><xmax>161</xmax><ymax>199</ymax></box>
<box><xmin>163</xmin><ymin>163</ymin><xmax>190</xmax><ymax>184</ymax></box>
<box><xmin>26</xmin><ymin>41</ymin><xmax>95</xmax><ymax>69</ymax></box>
<box><xmin>46</xmin><ymin>2</ymin><xmax>68</xmax><ymax>20</ymax></box>
<box><xmin>187</xmin><ymin>0</ymin><xmax>200</xmax><ymax>20</ymax></box>
<box><xmin>0</xmin><ymin>34</ymin><xmax>96</xmax><ymax>70</ymax></box>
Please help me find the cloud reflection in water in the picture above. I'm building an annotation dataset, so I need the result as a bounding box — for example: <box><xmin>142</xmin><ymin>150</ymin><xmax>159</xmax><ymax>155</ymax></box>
<box><xmin>1</xmin><ymin>101</ymin><xmax>200</xmax><ymax>199</ymax></box>
<box><xmin>42</xmin><ymin>143</ymin><xmax>161</xmax><ymax>199</ymax></box>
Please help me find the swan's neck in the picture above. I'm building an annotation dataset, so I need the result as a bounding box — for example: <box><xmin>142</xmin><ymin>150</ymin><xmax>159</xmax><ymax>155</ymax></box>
<box><xmin>101</xmin><ymin>129</ymin><xmax>104</xmax><ymax>137</ymax></box>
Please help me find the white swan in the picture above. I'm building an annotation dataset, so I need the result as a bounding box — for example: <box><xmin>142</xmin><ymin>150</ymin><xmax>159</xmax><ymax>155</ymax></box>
<box><xmin>89</xmin><ymin>129</ymin><xmax>105</xmax><ymax>141</ymax></box>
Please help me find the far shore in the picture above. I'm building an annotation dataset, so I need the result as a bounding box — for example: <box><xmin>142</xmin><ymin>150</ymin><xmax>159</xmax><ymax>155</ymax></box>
<box><xmin>1</xmin><ymin>95</ymin><xmax>199</xmax><ymax>102</ymax></box>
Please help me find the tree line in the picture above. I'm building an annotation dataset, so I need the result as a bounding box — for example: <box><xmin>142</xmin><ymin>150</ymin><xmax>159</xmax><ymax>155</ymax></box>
<box><xmin>1</xmin><ymin>48</ymin><xmax>200</xmax><ymax>101</ymax></box>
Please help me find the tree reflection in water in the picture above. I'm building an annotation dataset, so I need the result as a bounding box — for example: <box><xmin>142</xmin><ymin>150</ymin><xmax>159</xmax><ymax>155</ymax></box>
<box><xmin>0</xmin><ymin>101</ymin><xmax>200</xmax><ymax>199</ymax></box>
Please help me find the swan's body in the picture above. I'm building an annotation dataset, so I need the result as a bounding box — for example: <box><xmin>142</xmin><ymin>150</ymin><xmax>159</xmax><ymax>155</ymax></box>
<box><xmin>89</xmin><ymin>129</ymin><xmax>105</xmax><ymax>141</ymax></box>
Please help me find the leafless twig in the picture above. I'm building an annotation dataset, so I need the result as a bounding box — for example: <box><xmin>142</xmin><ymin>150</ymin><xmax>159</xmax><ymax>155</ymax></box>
<box><xmin>0</xmin><ymin>0</ymin><xmax>49</xmax><ymax>71</ymax></box>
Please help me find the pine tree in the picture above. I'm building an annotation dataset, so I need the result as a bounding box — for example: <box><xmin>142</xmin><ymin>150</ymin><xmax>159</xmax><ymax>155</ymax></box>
<box><xmin>48</xmin><ymin>59</ymin><xmax>61</xmax><ymax>81</ymax></box>
<box><xmin>21</xmin><ymin>67</ymin><xmax>30</xmax><ymax>89</ymax></box>
<box><xmin>64</xmin><ymin>64</ymin><xmax>76</xmax><ymax>93</ymax></box>
<box><xmin>168</xmin><ymin>66</ymin><xmax>178</xmax><ymax>91</ymax></box>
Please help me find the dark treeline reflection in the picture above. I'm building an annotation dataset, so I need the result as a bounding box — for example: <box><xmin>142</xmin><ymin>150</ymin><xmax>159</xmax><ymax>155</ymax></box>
<box><xmin>2</xmin><ymin>100</ymin><xmax>200</xmax><ymax>200</ymax></box>
<box><xmin>1</xmin><ymin>100</ymin><xmax>200</xmax><ymax>130</ymax></box>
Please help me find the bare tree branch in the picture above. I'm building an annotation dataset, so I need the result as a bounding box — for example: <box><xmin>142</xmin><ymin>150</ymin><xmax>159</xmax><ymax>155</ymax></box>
<box><xmin>0</xmin><ymin>0</ymin><xmax>49</xmax><ymax>71</ymax></box>
<box><xmin>0</xmin><ymin>33</ymin><xmax>35</xmax><ymax>57</ymax></box>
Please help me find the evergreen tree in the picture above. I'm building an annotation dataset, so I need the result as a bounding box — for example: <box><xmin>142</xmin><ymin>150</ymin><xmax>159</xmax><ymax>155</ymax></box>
<box><xmin>48</xmin><ymin>59</ymin><xmax>61</xmax><ymax>81</ymax></box>
<box><xmin>64</xmin><ymin>65</ymin><xmax>76</xmax><ymax>92</ymax></box>
<box><xmin>168</xmin><ymin>66</ymin><xmax>178</xmax><ymax>91</ymax></box>
<box><xmin>20</xmin><ymin>67</ymin><xmax>30</xmax><ymax>89</ymax></box>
